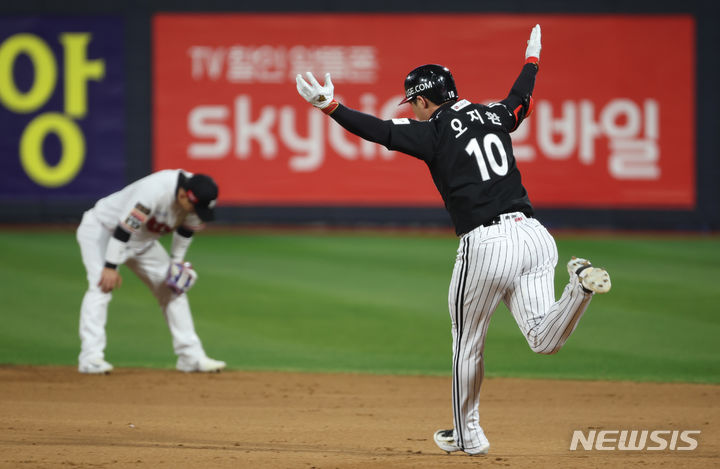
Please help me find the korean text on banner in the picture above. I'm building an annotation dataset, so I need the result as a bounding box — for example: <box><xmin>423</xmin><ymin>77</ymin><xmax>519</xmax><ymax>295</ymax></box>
<box><xmin>0</xmin><ymin>17</ymin><xmax>125</xmax><ymax>201</ymax></box>
<box><xmin>153</xmin><ymin>14</ymin><xmax>694</xmax><ymax>209</ymax></box>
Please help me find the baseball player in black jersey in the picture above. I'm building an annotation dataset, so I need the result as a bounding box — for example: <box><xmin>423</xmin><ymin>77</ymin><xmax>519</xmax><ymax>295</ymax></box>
<box><xmin>297</xmin><ymin>24</ymin><xmax>611</xmax><ymax>455</ymax></box>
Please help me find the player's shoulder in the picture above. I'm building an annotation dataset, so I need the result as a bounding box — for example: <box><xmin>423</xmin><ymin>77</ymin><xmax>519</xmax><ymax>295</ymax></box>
<box><xmin>130</xmin><ymin>169</ymin><xmax>179</xmax><ymax>185</ymax></box>
<box><xmin>462</xmin><ymin>100</ymin><xmax>514</xmax><ymax>123</ymax></box>
<box><xmin>449</xmin><ymin>99</ymin><xmax>475</xmax><ymax>113</ymax></box>
<box><xmin>129</xmin><ymin>170</ymin><xmax>180</xmax><ymax>203</ymax></box>
<box><xmin>150</xmin><ymin>168</ymin><xmax>184</xmax><ymax>182</ymax></box>
<box><xmin>137</xmin><ymin>169</ymin><xmax>184</xmax><ymax>189</ymax></box>
<box><xmin>454</xmin><ymin>100</ymin><xmax>509</xmax><ymax>113</ymax></box>
<box><xmin>485</xmin><ymin>101</ymin><xmax>513</xmax><ymax>117</ymax></box>
<box><xmin>436</xmin><ymin>99</ymin><xmax>483</xmax><ymax>118</ymax></box>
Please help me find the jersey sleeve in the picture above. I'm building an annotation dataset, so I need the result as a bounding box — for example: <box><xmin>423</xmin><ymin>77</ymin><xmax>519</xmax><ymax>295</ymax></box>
<box><xmin>116</xmin><ymin>179</ymin><xmax>162</xmax><ymax>233</ymax></box>
<box><xmin>105</xmin><ymin>198</ymin><xmax>153</xmax><ymax>267</ymax></box>
<box><xmin>330</xmin><ymin>104</ymin><xmax>435</xmax><ymax>161</ymax></box>
<box><xmin>384</xmin><ymin>118</ymin><xmax>436</xmax><ymax>162</ymax></box>
<box><xmin>498</xmin><ymin>62</ymin><xmax>538</xmax><ymax>132</ymax></box>
<box><xmin>118</xmin><ymin>200</ymin><xmax>153</xmax><ymax>233</ymax></box>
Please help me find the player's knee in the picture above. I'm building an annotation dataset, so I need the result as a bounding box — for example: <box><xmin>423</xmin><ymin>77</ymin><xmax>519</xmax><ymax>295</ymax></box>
<box><xmin>86</xmin><ymin>286</ymin><xmax>112</xmax><ymax>302</ymax></box>
<box><xmin>528</xmin><ymin>341</ymin><xmax>561</xmax><ymax>355</ymax></box>
<box><xmin>155</xmin><ymin>289</ymin><xmax>174</xmax><ymax>306</ymax></box>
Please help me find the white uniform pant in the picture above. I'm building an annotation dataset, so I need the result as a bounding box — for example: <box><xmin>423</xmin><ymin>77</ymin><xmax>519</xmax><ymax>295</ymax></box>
<box><xmin>448</xmin><ymin>213</ymin><xmax>593</xmax><ymax>452</ymax></box>
<box><xmin>76</xmin><ymin>210</ymin><xmax>207</xmax><ymax>365</ymax></box>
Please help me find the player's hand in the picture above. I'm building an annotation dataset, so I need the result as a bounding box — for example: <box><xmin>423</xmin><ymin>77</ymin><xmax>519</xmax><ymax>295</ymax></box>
<box><xmin>525</xmin><ymin>24</ymin><xmax>541</xmax><ymax>63</ymax></box>
<box><xmin>296</xmin><ymin>72</ymin><xmax>335</xmax><ymax>109</ymax></box>
<box><xmin>98</xmin><ymin>267</ymin><xmax>122</xmax><ymax>293</ymax></box>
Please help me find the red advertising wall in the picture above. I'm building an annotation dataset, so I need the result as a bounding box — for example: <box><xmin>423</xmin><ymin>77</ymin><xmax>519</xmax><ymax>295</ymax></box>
<box><xmin>153</xmin><ymin>14</ymin><xmax>695</xmax><ymax>209</ymax></box>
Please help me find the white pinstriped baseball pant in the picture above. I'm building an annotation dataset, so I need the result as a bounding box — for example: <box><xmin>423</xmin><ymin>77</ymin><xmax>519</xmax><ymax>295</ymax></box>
<box><xmin>448</xmin><ymin>212</ymin><xmax>593</xmax><ymax>452</ymax></box>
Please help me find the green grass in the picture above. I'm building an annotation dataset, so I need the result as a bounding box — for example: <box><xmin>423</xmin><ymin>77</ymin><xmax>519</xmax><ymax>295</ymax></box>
<box><xmin>0</xmin><ymin>229</ymin><xmax>718</xmax><ymax>383</ymax></box>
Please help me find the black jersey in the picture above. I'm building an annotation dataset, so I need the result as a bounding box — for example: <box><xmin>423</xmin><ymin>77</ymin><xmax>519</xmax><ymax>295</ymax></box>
<box><xmin>330</xmin><ymin>63</ymin><xmax>538</xmax><ymax>236</ymax></box>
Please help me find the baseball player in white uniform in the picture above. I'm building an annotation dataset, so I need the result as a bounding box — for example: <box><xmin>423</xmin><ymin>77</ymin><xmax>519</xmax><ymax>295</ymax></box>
<box><xmin>76</xmin><ymin>169</ymin><xmax>226</xmax><ymax>374</ymax></box>
<box><xmin>296</xmin><ymin>25</ymin><xmax>611</xmax><ymax>454</ymax></box>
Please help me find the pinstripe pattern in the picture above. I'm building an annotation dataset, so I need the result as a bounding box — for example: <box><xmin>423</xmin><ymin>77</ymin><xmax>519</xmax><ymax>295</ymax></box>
<box><xmin>447</xmin><ymin>213</ymin><xmax>593</xmax><ymax>452</ymax></box>
<box><xmin>450</xmin><ymin>237</ymin><xmax>469</xmax><ymax>447</ymax></box>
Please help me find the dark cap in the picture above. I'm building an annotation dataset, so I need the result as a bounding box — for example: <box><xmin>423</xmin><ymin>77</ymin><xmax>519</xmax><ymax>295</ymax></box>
<box><xmin>184</xmin><ymin>174</ymin><xmax>218</xmax><ymax>222</ymax></box>
<box><xmin>399</xmin><ymin>64</ymin><xmax>458</xmax><ymax>105</ymax></box>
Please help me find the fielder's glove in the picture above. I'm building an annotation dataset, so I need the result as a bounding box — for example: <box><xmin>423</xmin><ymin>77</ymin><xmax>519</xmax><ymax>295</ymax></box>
<box><xmin>166</xmin><ymin>261</ymin><xmax>198</xmax><ymax>294</ymax></box>
<box><xmin>296</xmin><ymin>72</ymin><xmax>339</xmax><ymax>114</ymax></box>
<box><xmin>525</xmin><ymin>24</ymin><xmax>541</xmax><ymax>64</ymax></box>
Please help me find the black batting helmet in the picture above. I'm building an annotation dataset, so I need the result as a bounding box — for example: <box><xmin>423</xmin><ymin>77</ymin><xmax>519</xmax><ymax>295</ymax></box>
<box><xmin>399</xmin><ymin>64</ymin><xmax>458</xmax><ymax>105</ymax></box>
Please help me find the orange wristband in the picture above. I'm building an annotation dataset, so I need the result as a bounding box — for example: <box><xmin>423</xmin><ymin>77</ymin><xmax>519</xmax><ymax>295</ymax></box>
<box><xmin>321</xmin><ymin>100</ymin><xmax>339</xmax><ymax>115</ymax></box>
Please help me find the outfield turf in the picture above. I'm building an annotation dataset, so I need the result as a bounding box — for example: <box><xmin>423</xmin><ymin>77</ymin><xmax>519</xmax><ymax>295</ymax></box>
<box><xmin>0</xmin><ymin>229</ymin><xmax>718</xmax><ymax>383</ymax></box>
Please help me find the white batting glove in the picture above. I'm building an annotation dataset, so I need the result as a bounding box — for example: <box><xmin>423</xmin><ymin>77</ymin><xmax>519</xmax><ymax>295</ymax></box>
<box><xmin>296</xmin><ymin>72</ymin><xmax>338</xmax><ymax>113</ymax></box>
<box><xmin>525</xmin><ymin>24</ymin><xmax>542</xmax><ymax>63</ymax></box>
<box><xmin>166</xmin><ymin>262</ymin><xmax>198</xmax><ymax>295</ymax></box>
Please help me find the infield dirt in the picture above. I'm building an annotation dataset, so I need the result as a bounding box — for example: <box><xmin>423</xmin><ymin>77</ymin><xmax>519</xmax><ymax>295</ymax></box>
<box><xmin>0</xmin><ymin>366</ymin><xmax>717</xmax><ymax>468</ymax></box>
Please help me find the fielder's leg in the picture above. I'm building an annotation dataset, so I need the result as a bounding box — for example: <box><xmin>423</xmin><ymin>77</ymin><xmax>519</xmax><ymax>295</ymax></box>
<box><xmin>76</xmin><ymin>210</ymin><xmax>114</xmax><ymax>374</ymax></box>
<box><xmin>125</xmin><ymin>242</ymin><xmax>225</xmax><ymax>372</ymax></box>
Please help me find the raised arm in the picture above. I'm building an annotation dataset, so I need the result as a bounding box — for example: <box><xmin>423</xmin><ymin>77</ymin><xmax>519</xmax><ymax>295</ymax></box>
<box><xmin>501</xmin><ymin>24</ymin><xmax>541</xmax><ymax>131</ymax></box>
